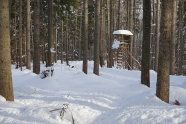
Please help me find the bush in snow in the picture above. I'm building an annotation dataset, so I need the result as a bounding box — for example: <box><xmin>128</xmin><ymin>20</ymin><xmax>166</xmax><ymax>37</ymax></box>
<box><xmin>50</xmin><ymin>103</ymin><xmax>75</xmax><ymax>124</ymax></box>
<box><xmin>40</xmin><ymin>70</ymin><xmax>50</xmax><ymax>79</ymax></box>
<box><xmin>40</xmin><ymin>67</ymin><xmax>54</xmax><ymax>79</ymax></box>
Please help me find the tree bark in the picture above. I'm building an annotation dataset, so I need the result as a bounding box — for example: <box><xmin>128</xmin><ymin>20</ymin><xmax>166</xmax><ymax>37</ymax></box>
<box><xmin>108</xmin><ymin>0</ymin><xmax>114</xmax><ymax>68</ymax></box>
<box><xmin>156</xmin><ymin>0</ymin><xmax>174</xmax><ymax>103</ymax></box>
<box><xmin>155</xmin><ymin>0</ymin><xmax>160</xmax><ymax>71</ymax></box>
<box><xmin>18</xmin><ymin>0</ymin><xmax>23</xmax><ymax>71</ymax></box>
<box><xmin>0</xmin><ymin>0</ymin><xmax>14</xmax><ymax>101</ymax></box>
<box><xmin>33</xmin><ymin>0</ymin><xmax>40</xmax><ymax>74</ymax></box>
<box><xmin>141</xmin><ymin>0</ymin><xmax>151</xmax><ymax>87</ymax></box>
<box><xmin>47</xmin><ymin>0</ymin><xmax>55</xmax><ymax>67</ymax></box>
<box><xmin>128</xmin><ymin>0</ymin><xmax>134</xmax><ymax>69</ymax></box>
<box><xmin>61</xmin><ymin>20</ymin><xmax>64</xmax><ymax>64</ymax></box>
<box><xmin>117</xmin><ymin>0</ymin><xmax>121</xmax><ymax>29</ymax></box>
<box><xmin>26</xmin><ymin>0</ymin><xmax>31</xmax><ymax>70</ymax></box>
<box><xmin>94</xmin><ymin>0</ymin><xmax>101</xmax><ymax>75</ymax></box>
<box><xmin>170</xmin><ymin>0</ymin><xmax>177</xmax><ymax>75</ymax></box>
<box><xmin>106</xmin><ymin>0</ymin><xmax>110</xmax><ymax>67</ymax></box>
<box><xmin>99</xmin><ymin>0</ymin><xmax>105</xmax><ymax>67</ymax></box>
<box><xmin>82</xmin><ymin>0</ymin><xmax>88</xmax><ymax>74</ymax></box>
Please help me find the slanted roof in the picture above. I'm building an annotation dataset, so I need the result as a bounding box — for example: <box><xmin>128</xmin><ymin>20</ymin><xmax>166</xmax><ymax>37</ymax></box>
<box><xmin>113</xmin><ymin>30</ymin><xmax>133</xmax><ymax>35</ymax></box>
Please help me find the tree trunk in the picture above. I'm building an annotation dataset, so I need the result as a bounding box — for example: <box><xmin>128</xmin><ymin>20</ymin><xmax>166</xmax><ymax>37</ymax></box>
<box><xmin>33</xmin><ymin>0</ymin><xmax>40</xmax><ymax>74</ymax></box>
<box><xmin>156</xmin><ymin>0</ymin><xmax>174</xmax><ymax>103</ymax></box>
<box><xmin>155</xmin><ymin>0</ymin><xmax>160</xmax><ymax>71</ymax></box>
<box><xmin>0</xmin><ymin>0</ymin><xmax>14</xmax><ymax>101</ymax></box>
<box><xmin>18</xmin><ymin>0</ymin><xmax>23</xmax><ymax>71</ymax></box>
<box><xmin>108</xmin><ymin>0</ymin><xmax>114</xmax><ymax>68</ymax></box>
<box><xmin>47</xmin><ymin>0</ymin><xmax>54</xmax><ymax>67</ymax></box>
<box><xmin>170</xmin><ymin>0</ymin><xmax>177</xmax><ymax>75</ymax></box>
<box><xmin>26</xmin><ymin>0</ymin><xmax>31</xmax><ymax>70</ymax></box>
<box><xmin>61</xmin><ymin>20</ymin><xmax>64</xmax><ymax>64</ymax></box>
<box><xmin>141</xmin><ymin>0</ymin><xmax>151</xmax><ymax>87</ymax></box>
<box><xmin>117</xmin><ymin>0</ymin><xmax>121</xmax><ymax>29</ymax></box>
<box><xmin>94</xmin><ymin>0</ymin><xmax>101</xmax><ymax>75</ymax></box>
<box><xmin>66</xmin><ymin>13</ymin><xmax>69</xmax><ymax>66</ymax></box>
<box><xmin>99</xmin><ymin>0</ymin><xmax>105</xmax><ymax>67</ymax></box>
<box><xmin>106</xmin><ymin>0</ymin><xmax>110</xmax><ymax>67</ymax></box>
<box><xmin>128</xmin><ymin>0</ymin><xmax>134</xmax><ymax>69</ymax></box>
<box><xmin>82</xmin><ymin>0</ymin><xmax>88</xmax><ymax>74</ymax></box>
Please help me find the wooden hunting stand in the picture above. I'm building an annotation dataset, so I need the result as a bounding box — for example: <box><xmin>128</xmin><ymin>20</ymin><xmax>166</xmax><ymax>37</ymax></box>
<box><xmin>113</xmin><ymin>30</ymin><xmax>133</xmax><ymax>69</ymax></box>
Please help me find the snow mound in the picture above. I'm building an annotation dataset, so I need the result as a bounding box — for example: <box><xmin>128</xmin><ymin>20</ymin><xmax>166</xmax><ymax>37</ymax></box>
<box><xmin>0</xmin><ymin>61</ymin><xmax>186</xmax><ymax>124</ymax></box>
<box><xmin>0</xmin><ymin>95</ymin><xmax>6</xmax><ymax>102</ymax></box>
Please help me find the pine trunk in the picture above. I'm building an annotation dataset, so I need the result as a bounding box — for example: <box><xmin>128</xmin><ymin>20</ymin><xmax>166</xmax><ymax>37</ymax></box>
<box><xmin>33</xmin><ymin>0</ymin><xmax>40</xmax><ymax>74</ymax></box>
<box><xmin>155</xmin><ymin>0</ymin><xmax>160</xmax><ymax>71</ymax></box>
<box><xmin>18</xmin><ymin>0</ymin><xmax>23</xmax><ymax>71</ymax></box>
<box><xmin>99</xmin><ymin>0</ymin><xmax>105</xmax><ymax>67</ymax></box>
<box><xmin>106</xmin><ymin>0</ymin><xmax>110</xmax><ymax>67</ymax></box>
<box><xmin>156</xmin><ymin>0</ymin><xmax>173</xmax><ymax>103</ymax></box>
<box><xmin>128</xmin><ymin>0</ymin><xmax>134</xmax><ymax>69</ymax></box>
<box><xmin>0</xmin><ymin>0</ymin><xmax>14</xmax><ymax>101</ymax></box>
<box><xmin>108</xmin><ymin>0</ymin><xmax>114</xmax><ymax>68</ymax></box>
<box><xmin>94</xmin><ymin>0</ymin><xmax>101</xmax><ymax>75</ymax></box>
<box><xmin>47</xmin><ymin>0</ymin><xmax>54</xmax><ymax>67</ymax></box>
<box><xmin>26</xmin><ymin>0</ymin><xmax>31</xmax><ymax>70</ymax></box>
<box><xmin>170</xmin><ymin>0</ymin><xmax>177</xmax><ymax>75</ymax></box>
<box><xmin>82</xmin><ymin>0</ymin><xmax>88</xmax><ymax>74</ymax></box>
<box><xmin>141</xmin><ymin>0</ymin><xmax>151</xmax><ymax>87</ymax></box>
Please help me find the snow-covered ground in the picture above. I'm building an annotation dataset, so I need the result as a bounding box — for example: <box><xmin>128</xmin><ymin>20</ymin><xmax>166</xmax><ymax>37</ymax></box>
<box><xmin>0</xmin><ymin>61</ymin><xmax>186</xmax><ymax>124</ymax></box>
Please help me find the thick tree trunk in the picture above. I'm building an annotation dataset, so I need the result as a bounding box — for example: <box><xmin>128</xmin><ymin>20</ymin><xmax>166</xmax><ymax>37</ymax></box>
<box><xmin>0</xmin><ymin>0</ymin><xmax>14</xmax><ymax>101</ymax></box>
<box><xmin>26</xmin><ymin>0</ymin><xmax>31</xmax><ymax>70</ymax></box>
<box><xmin>156</xmin><ymin>0</ymin><xmax>174</xmax><ymax>103</ymax></box>
<box><xmin>33</xmin><ymin>0</ymin><xmax>40</xmax><ymax>74</ymax></box>
<box><xmin>141</xmin><ymin>0</ymin><xmax>151</xmax><ymax>87</ymax></box>
<box><xmin>82</xmin><ymin>0</ymin><xmax>88</xmax><ymax>74</ymax></box>
<box><xmin>94</xmin><ymin>0</ymin><xmax>101</xmax><ymax>75</ymax></box>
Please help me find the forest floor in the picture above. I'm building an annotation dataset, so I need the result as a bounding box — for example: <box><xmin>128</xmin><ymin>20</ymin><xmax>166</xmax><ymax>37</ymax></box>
<box><xmin>0</xmin><ymin>61</ymin><xmax>186</xmax><ymax>124</ymax></box>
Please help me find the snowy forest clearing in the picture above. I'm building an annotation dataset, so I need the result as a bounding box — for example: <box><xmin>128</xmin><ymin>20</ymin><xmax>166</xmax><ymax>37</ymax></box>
<box><xmin>0</xmin><ymin>61</ymin><xmax>186</xmax><ymax>124</ymax></box>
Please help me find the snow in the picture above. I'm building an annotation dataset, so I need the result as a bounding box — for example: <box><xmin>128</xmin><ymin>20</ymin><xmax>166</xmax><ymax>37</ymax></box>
<box><xmin>50</xmin><ymin>48</ymin><xmax>56</xmax><ymax>53</ymax></box>
<box><xmin>113</xmin><ymin>30</ymin><xmax>133</xmax><ymax>35</ymax></box>
<box><xmin>0</xmin><ymin>95</ymin><xmax>6</xmax><ymax>102</ymax></box>
<box><xmin>112</xmin><ymin>39</ymin><xmax>121</xmax><ymax>49</ymax></box>
<box><xmin>0</xmin><ymin>61</ymin><xmax>186</xmax><ymax>124</ymax></box>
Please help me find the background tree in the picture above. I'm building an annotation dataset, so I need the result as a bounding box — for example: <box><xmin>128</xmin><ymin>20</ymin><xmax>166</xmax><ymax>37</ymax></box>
<box><xmin>26</xmin><ymin>0</ymin><xmax>31</xmax><ymax>70</ymax></box>
<box><xmin>18</xmin><ymin>0</ymin><xmax>23</xmax><ymax>70</ymax></box>
<box><xmin>93</xmin><ymin>0</ymin><xmax>101</xmax><ymax>75</ymax></box>
<box><xmin>47</xmin><ymin>0</ymin><xmax>55</xmax><ymax>67</ymax></box>
<box><xmin>108</xmin><ymin>0</ymin><xmax>114</xmax><ymax>68</ymax></box>
<box><xmin>82</xmin><ymin>0</ymin><xmax>88</xmax><ymax>74</ymax></box>
<box><xmin>0</xmin><ymin>0</ymin><xmax>14</xmax><ymax>101</ymax></box>
<box><xmin>33</xmin><ymin>0</ymin><xmax>40</xmax><ymax>74</ymax></box>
